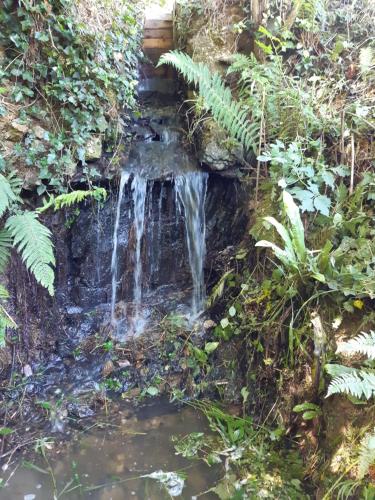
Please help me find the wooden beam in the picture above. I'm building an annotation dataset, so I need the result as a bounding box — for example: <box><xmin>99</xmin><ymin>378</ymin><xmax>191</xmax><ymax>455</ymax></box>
<box><xmin>144</xmin><ymin>29</ymin><xmax>173</xmax><ymax>39</ymax></box>
<box><xmin>143</xmin><ymin>38</ymin><xmax>174</xmax><ymax>50</ymax></box>
<box><xmin>144</xmin><ymin>20</ymin><xmax>172</xmax><ymax>29</ymax></box>
<box><xmin>146</xmin><ymin>13</ymin><xmax>173</xmax><ymax>21</ymax></box>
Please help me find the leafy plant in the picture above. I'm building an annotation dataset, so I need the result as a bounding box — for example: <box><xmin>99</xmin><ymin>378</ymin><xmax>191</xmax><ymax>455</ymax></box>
<box><xmin>326</xmin><ymin>331</ymin><xmax>375</xmax><ymax>479</ymax></box>
<box><xmin>256</xmin><ymin>190</ymin><xmax>374</xmax><ymax>300</ymax></box>
<box><xmin>256</xmin><ymin>191</ymin><xmax>321</xmax><ymax>282</ymax></box>
<box><xmin>158</xmin><ymin>51</ymin><xmax>259</xmax><ymax>151</ymax></box>
<box><xmin>326</xmin><ymin>331</ymin><xmax>375</xmax><ymax>400</ymax></box>
<box><xmin>257</xmin><ymin>140</ymin><xmax>349</xmax><ymax>215</ymax></box>
<box><xmin>6</xmin><ymin>212</ymin><xmax>55</xmax><ymax>295</ymax></box>
<box><xmin>293</xmin><ymin>402</ymin><xmax>322</xmax><ymax>420</ymax></box>
<box><xmin>358</xmin><ymin>431</ymin><xmax>375</xmax><ymax>479</ymax></box>
<box><xmin>38</xmin><ymin>188</ymin><xmax>107</xmax><ymax>213</ymax></box>
<box><xmin>0</xmin><ymin>0</ymin><xmax>141</xmax><ymax>189</ymax></box>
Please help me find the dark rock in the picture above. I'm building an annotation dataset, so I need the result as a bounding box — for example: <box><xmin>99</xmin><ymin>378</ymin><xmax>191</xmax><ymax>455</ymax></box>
<box><xmin>67</xmin><ymin>402</ymin><xmax>95</xmax><ymax>419</ymax></box>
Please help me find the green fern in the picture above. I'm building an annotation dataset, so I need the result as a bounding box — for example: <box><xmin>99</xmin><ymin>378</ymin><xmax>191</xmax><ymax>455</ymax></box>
<box><xmin>0</xmin><ymin>174</ymin><xmax>17</xmax><ymax>218</ymax></box>
<box><xmin>158</xmin><ymin>51</ymin><xmax>259</xmax><ymax>151</ymax></box>
<box><xmin>359</xmin><ymin>46</ymin><xmax>374</xmax><ymax>75</ymax></box>
<box><xmin>6</xmin><ymin>212</ymin><xmax>55</xmax><ymax>295</ymax></box>
<box><xmin>38</xmin><ymin>187</ymin><xmax>107</xmax><ymax>213</ymax></box>
<box><xmin>336</xmin><ymin>331</ymin><xmax>375</xmax><ymax>360</ymax></box>
<box><xmin>0</xmin><ymin>229</ymin><xmax>13</xmax><ymax>273</ymax></box>
<box><xmin>326</xmin><ymin>370</ymin><xmax>375</xmax><ymax>399</ymax></box>
<box><xmin>358</xmin><ymin>430</ymin><xmax>375</xmax><ymax>479</ymax></box>
<box><xmin>327</xmin><ymin>331</ymin><xmax>375</xmax><ymax>399</ymax></box>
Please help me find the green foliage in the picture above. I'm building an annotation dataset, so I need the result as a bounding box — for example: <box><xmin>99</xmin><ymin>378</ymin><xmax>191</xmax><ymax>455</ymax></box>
<box><xmin>358</xmin><ymin>431</ymin><xmax>375</xmax><ymax>479</ymax></box>
<box><xmin>336</xmin><ymin>331</ymin><xmax>375</xmax><ymax>359</ymax></box>
<box><xmin>0</xmin><ymin>174</ymin><xmax>18</xmax><ymax>218</ymax></box>
<box><xmin>256</xmin><ymin>191</ymin><xmax>320</xmax><ymax>281</ymax></box>
<box><xmin>256</xmin><ymin>190</ymin><xmax>374</xmax><ymax>302</ymax></box>
<box><xmin>326</xmin><ymin>369</ymin><xmax>375</xmax><ymax>399</ymax></box>
<box><xmin>0</xmin><ymin>0</ymin><xmax>141</xmax><ymax>189</ymax></box>
<box><xmin>174</xmin><ymin>400</ymin><xmax>306</xmax><ymax>499</ymax></box>
<box><xmin>293</xmin><ymin>402</ymin><xmax>322</xmax><ymax>420</ymax></box>
<box><xmin>6</xmin><ymin>212</ymin><xmax>55</xmax><ymax>296</ymax></box>
<box><xmin>326</xmin><ymin>331</ymin><xmax>375</xmax><ymax>400</ymax></box>
<box><xmin>38</xmin><ymin>187</ymin><xmax>107</xmax><ymax>213</ymax></box>
<box><xmin>258</xmin><ymin>140</ymin><xmax>349</xmax><ymax>215</ymax></box>
<box><xmin>158</xmin><ymin>51</ymin><xmax>259</xmax><ymax>151</ymax></box>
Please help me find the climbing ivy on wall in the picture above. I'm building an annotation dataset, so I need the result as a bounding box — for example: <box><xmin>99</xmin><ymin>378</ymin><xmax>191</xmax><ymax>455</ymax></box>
<box><xmin>0</xmin><ymin>0</ymin><xmax>142</xmax><ymax>192</ymax></box>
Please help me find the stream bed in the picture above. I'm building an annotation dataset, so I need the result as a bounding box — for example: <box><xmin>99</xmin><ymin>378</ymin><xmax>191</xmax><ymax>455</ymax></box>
<box><xmin>3</xmin><ymin>399</ymin><xmax>219</xmax><ymax>499</ymax></box>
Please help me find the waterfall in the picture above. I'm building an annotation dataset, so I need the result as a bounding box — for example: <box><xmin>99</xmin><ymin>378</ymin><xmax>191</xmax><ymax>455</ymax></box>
<box><xmin>175</xmin><ymin>172</ymin><xmax>208</xmax><ymax>317</ymax></box>
<box><xmin>110</xmin><ymin>171</ymin><xmax>130</xmax><ymax>324</ymax></box>
<box><xmin>110</xmin><ymin>170</ymin><xmax>208</xmax><ymax>334</ymax></box>
<box><xmin>131</xmin><ymin>175</ymin><xmax>147</xmax><ymax>334</ymax></box>
<box><xmin>95</xmin><ymin>204</ymin><xmax>101</xmax><ymax>284</ymax></box>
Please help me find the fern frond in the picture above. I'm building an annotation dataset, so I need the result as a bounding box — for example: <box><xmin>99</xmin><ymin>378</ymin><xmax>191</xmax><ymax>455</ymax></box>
<box><xmin>325</xmin><ymin>363</ymin><xmax>357</xmax><ymax>378</ymax></box>
<box><xmin>359</xmin><ymin>46</ymin><xmax>374</xmax><ymax>74</ymax></box>
<box><xmin>38</xmin><ymin>187</ymin><xmax>107</xmax><ymax>213</ymax></box>
<box><xmin>6</xmin><ymin>172</ymin><xmax>23</xmax><ymax>199</ymax></box>
<box><xmin>326</xmin><ymin>369</ymin><xmax>375</xmax><ymax>399</ymax></box>
<box><xmin>227</xmin><ymin>53</ymin><xmax>254</xmax><ymax>75</ymax></box>
<box><xmin>336</xmin><ymin>331</ymin><xmax>375</xmax><ymax>360</ymax></box>
<box><xmin>158</xmin><ymin>51</ymin><xmax>259</xmax><ymax>151</ymax></box>
<box><xmin>0</xmin><ymin>174</ymin><xmax>17</xmax><ymax>218</ymax></box>
<box><xmin>358</xmin><ymin>430</ymin><xmax>375</xmax><ymax>479</ymax></box>
<box><xmin>6</xmin><ymin>212</ymin><xmax>55</xmax><ymax>295</ymax></box>
<box><xmin>0</xmin><ymin>229</ymin><xmax>12</xmax><ymax>273</ymax></box>
<box><xmin>0</xmin><ymin>285</ymin><xmax>9</xmax><ymax>300</ymax></box>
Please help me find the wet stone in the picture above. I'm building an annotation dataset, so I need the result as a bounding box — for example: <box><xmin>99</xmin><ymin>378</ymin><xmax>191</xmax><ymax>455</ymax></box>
<box><xmin>66</xmin><ymin>402</ymin><xmax>95</xmax><ymax>419</ymax></box>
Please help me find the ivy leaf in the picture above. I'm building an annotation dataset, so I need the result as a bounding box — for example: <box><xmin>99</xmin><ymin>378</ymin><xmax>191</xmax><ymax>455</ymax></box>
<box><xmin>313</xmin><ymin>194</ymin><xmax>331</xmax><ymax>216</ymax></box>
<box><xmin>220</xmin><ymin>318</ymin><xmax>229</xmax><ymax>328</ymax></box>
<box><xmin>205</xmin><ymin>342</ymin><xmax>219</xmax><ymax>354</ymax></box>
<box><xmin>97</xmin><ymin>116</ymin><xmax>108</xmax><ymax>133</ymax></box>
<box><xmin>47</xmin><ymin>152</ymin><xmax>56</xmax><ymax>165</ymax></box>
<box><xmin>35</xmin><ymin>32</ymin><xmax>49</xmax><ymax>42</ymax></box>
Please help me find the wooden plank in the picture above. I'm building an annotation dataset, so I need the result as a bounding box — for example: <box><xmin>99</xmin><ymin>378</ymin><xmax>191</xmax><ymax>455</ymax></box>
<box><xmin>144</xmin><ymin>20</ymin><xmax>172</xmax><ymax>29</ymax></box>
<box><xmin>143</xmin><ymin>38</ymin><xmax>174</xmax><ymax>50</ymax></box>
<box><xmin>145</xmin><ymin>13</ymin><xmax>173</xmax><ymax>21</ymax></box>
<box><xmin>144</xmin><ymin>29</ymin><xmax>173</xmax><ymax>39</ymax></box>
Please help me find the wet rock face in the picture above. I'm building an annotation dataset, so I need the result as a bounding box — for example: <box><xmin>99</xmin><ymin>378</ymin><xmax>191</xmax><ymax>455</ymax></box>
<box><xmin>7</xmin><ymin>171</ymin><xmax>246</xmax><ymax>364</ymax></box>
<box><xmin>198</xmin><ymin>120</ymin><xmax>244</xmax><ymax>171</ymax></box>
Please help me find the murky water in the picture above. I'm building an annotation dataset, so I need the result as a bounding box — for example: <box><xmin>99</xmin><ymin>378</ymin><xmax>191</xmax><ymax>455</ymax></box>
<box><xmin>2</xmin><ymin>400</ymin><xmax>219</xmax><ymax>499</ymax></box>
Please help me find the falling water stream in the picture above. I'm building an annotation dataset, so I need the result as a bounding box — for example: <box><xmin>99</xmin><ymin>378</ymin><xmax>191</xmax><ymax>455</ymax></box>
<box><xmin>175</xmin><ymin>172</ymin><xmax>208</xmax><ymax>317</ymax></box>
<box><xmin>131</xmin><ymin>175</ymin><xmax>148</xmax><ymax>334</ymax></box>
<box><xmin>110</xmin><ymin>171</ymin><xmax>130</xmax><ymax>325</ymax></box>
